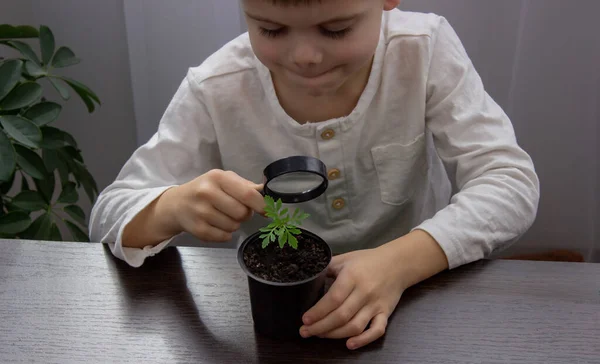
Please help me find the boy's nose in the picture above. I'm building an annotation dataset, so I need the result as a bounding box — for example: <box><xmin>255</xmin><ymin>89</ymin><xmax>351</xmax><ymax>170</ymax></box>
<box><xmin>290</xmin><ymin>41</ymin><xmax>323</xmax><ymax>69</ymax></box>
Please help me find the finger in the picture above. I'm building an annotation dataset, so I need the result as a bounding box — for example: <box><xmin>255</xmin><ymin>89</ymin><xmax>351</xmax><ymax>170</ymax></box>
<box><xmin>301</xmin><ymin>273</ymin><xmax>354</xmax><ymax>326</ymax></box>
<box><xmin>301</xmin><ymin>289</ymin><xmax>366</xmax><ymax>338</ymax></box>
<box><xmin>326</xmin><ymin>255</ymin><xmax>345</xmax><ymax>278</ymax></box>
<box><xmin>346</xmin><ymin>313</ymin><xmax>388</xmax><ymax>350</ymax></box>
<box><xmin>219</xmin><ymin>171</ymin><xmax>265</xmax><ymax>213</ymax></box>
<box><xmin>200</xmin><ymin>208</ymin><xmax>240</xmax><ymax>233</ymax></box>
<box><xmin>190</xmin><ymin>221</ymin><xmax>232</xmax><ymax>242</ymax></box>
<box><xmin>242</xmin><ymin>183</ymin><xmax>263</xmax><ymax>220</ymax></box>
<box><xmin>211</xmin><ymin>190</ymin><xmax>253</xmax><ymax>222</ymax></box>
<box><xmin>320</xmin><ymin>306</ymin><xmax>375</xmax><ymax>339</ymax></box>
<box><xmin>240</xmin><ymin>208</ymin><xmax>255</xmax><ymax>222</ymax></box>
<box><xmin>252</xmin><ymin>184</ymin><xmax>267</xmax><ymax>216</ymax></box>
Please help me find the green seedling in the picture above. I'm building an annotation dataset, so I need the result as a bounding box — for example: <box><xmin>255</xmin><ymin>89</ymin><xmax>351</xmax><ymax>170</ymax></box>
<box><xmin>259</xmin><ymin>195</ymin><xmax>310</xmax><ymax>249</ymax></box>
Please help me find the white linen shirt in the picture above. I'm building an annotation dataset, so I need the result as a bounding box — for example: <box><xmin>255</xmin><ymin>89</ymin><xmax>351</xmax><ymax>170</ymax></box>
<box><xmin>89</xmin><ymin>9</ymin><xmax>540</xmax><ymax>268</ymax></box>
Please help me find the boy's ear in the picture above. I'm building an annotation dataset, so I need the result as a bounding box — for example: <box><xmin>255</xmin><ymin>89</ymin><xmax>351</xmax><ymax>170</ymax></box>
<box><xmin>383</xmin><ymin>0</ymin><xmax>401</xmax><ymax>11</ymax></box>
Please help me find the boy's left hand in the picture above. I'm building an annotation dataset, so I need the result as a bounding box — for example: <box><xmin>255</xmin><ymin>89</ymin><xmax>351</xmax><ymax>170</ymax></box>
<box><xmin>299</xmin><ymin>247</ymin><xmax>405</xmax><ymax>350</ymax></box>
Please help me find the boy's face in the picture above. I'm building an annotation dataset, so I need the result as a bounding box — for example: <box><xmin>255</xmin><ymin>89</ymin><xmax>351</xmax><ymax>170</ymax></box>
<box><xmin>242</xmin><ymin>0</ymin><xmax>400</xmax><ymax>96</ymax></box>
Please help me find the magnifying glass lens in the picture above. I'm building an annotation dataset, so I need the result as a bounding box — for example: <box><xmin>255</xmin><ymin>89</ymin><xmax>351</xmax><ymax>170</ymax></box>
<box><xmin>262</xmin><ymin>155</ymin><xmax>328</xmax><ymax>203</ymax></box>
<box><xmin>266</xmin><ymin>172</ymin><xmax>324</xmax><ymax>195</ymax></box>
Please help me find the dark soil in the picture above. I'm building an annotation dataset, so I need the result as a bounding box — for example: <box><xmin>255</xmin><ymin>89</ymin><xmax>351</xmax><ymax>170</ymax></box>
<box><xmin>243</xmin><ymin>234</ymin><xmax>330</xmax><ymax>283</ymax></box>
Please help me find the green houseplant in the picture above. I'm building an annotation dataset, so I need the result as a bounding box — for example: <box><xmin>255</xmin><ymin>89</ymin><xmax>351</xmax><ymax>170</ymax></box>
<box><xmin>238</xmin><ymin>195</ymin><xmax>331</xmax><ymax>338</ymax></box>
<box><xmin>0</xmin><ymin>24</ymin><xmax>100</xmax><ymax>241</ymax></box>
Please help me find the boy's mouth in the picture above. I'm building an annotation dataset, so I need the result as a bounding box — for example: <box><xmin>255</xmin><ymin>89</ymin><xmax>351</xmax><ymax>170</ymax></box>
<box><xmin>294</xmin><ymin>66</ymin><xmax>338</xmax><ymax>79</ymax></box>
<box><xmin>287</xmin><ymin>66</ymin><xmax>340</xmax><ymax>85</ymax></box>
<box><xmin>296</xmin><ymin>68</ymin><xmax>334</xmax><ymax>79</ymax></box>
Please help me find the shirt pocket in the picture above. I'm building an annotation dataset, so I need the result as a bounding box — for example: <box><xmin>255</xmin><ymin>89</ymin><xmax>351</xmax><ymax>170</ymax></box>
<box><xmin>370</xmin><ymin>133</ymin><xmax>427</xmax><ymax>206</ymax></box>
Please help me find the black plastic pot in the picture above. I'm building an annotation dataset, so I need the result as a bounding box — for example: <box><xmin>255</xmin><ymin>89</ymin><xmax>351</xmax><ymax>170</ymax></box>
<box><xmin>237</xmin><ymin>228</ymin><xmax>332</xmax><ymax>339</ymax></box>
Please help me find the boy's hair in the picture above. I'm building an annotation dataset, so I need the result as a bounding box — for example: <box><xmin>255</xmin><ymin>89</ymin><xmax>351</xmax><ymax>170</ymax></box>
<box><xmin>267</xmin><ymin>0</ymin><xmax>322</xmax><ymax>6</ymax></box>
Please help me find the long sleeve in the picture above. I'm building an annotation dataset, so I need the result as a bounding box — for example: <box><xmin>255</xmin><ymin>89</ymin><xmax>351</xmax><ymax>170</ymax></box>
<box><xmin>89</xmin><ymin>70</ymin><xmax>222</xmax><ymax>267</ymax></box>
<box><xmin>413</xmin><ymin>18</ymin><xmax>540</xmax><ymax>269</ymax></box>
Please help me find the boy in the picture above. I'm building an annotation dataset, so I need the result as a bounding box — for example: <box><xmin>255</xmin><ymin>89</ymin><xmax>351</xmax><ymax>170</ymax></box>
<box><xmin>90</xmin><ymin>0</ymin><xmax>539</xmax><ymax>350</ymax></box>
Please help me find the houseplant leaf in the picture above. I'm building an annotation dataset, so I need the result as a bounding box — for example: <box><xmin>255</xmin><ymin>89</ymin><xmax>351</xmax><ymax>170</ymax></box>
<box><xmin>60</xmin><ymin>77</ymin><xmax>99</xmax><ymax>112</ymax></box>
<box><xmin>75</xmin><ymin>92</ymin><xmax>95</xmax><ymax>113</ymax></box>
<box><xmin>261</xmin><ymin>236</ymin><xmax>270</xmax><ymax>248</ymax></box>
<box><xmin>48</xmin><ymin>223</ymin><xmax>62</xmax><ymax>241</ymax></box>
<box><xmin>39</xmin><ymin>127</ymin><xmax>77</xmax><ymax>149</ymax></box>
<box><xmin>0</xmin><ymin>211</ymin><xmax>31</xmax><ymax>234</ymax></box>
<box><xmin>0</xmin><ymin>115</ymin><xmax>42</xmax><ymax>148</ymax></box>
<box><xmin>76</xmin><ymin>164</ymin><xmax>97</xmax><ymax>204</ymax></box>
<box><xmin>24</xmin><ymin>102</ymin><xmax>61</xmax><ymax>126</ymax></box>
<box><xmin>59</xmin><ymin>146</ymin><xmax>83</xmax><ymax>163</ymax></box>
<box><xmin>60</xmin><ymin>77</ymin><xmax>100</xmax><ymax>104</ymax></box>
<box><xmin>65</xmin><ymin>220</ymin><xmax>89</xmax><ymax>242</ymax></box>
<box><xmin>0</xmin><ymin>171</ymin><xmax>15</xmax><ymax>193</ymax></box>
<box><xmin>265</xmin><ymin>195</ymin><xmax>275</xmax><ymax>208</ymax></box>
<box><xmin>59</xmin><ymin>130</ymin><xmax>77</xmax><ymax>148</ymax></box>
<box><xmin>23</xmin><ymin>61</ymin><xmax>46</xmax><ymax>77</ymax></box>
<box><xmin>0</xmin><ymin>59</ymin><xmax>23</xmax><ymax>100</ymax></box>
<box><xmin>39</xmin><ymin>25</ymin><xmax>55</xmax><ymax>66</ymax></box>
<box><xmin>0</xmin><ymin>130</ymin><xmax>16</xmax><ymax>181</ymax></box>
<box><xmin>39</xmin><ymin>126</ymin><xmax>67</xmax><ymax>149</ymax></box>
<box><xmin>288</xmin><ymin>234</ymin><xmax>298</xmax><ymax>249</ymax></box>
<box><xmin>34</xmin><ymin>173</ymin><xmax>55</xmax><ymax>203</ymax></box>
<box><xmin>288</xmin><ymin>227</ymin><xmax>301</xmax><ymax>235</ymax></box>
<box><xmin>21</xmin><ymin>212</ymin><xmax>52</xmax><ymax>240</ymax></box>
<box><xmin>48</xmin><ymin>77</ymin><xmax>70</xmax><ymax>100</ymax></box>
<box><xmin>42</xmin><ymin>149</ymin><xmax>60</xmax><ymax>171</ymax></box>
<box><xmin>15</xmin><ymin>145</ymin><xmax>47</xmax><ymax>179</ymax></box>
<box><xmin>51</xmin><ymin>47</ymin><xmax>80</xmax><ymax>68</ymax></box>
<box><xmin>57</xmin><ymin>182</ymin><xmax>78</xmax><ymax>204</ymax></box>
<box><xmin>278</xmin><ymin>229</ymin><xmax>288</xmax><ymax>248</ymax></box>
<box><xmin>21</xmin><ymin>174</ymin><xmax>30</xmax><ymax>190</ymax></box>
<box><xmin>0</xmin><ymin>25</ymin><xmax>39</xmax><ymax>39</ymax></box>
<box><xmin>2</xmin><ymin>40</ymin><xmax>41</xmax><ymax>65</ymax></box>
<box><xmin>11</xmin><ymin>190</ymin><xmax>48</xmax><ymax>211</ymax></box>
<box><xmin>0</xmin><ymin>82</ymin><xmax>42</xmax><ymax>110</ymax></box>
<box><xmin>54</xmin><ymin>152</ymin><xmax>70</xmax><ymax>184</ymax></box>
<box><xmin>3</xmin><ymin>201</ymin><xmax>22</xmax><ymax>213</ymax></box>
<box><xmin>64</xmin><ymin>204</ymin><xmax>85</xmax><ymax>226</ymax></box>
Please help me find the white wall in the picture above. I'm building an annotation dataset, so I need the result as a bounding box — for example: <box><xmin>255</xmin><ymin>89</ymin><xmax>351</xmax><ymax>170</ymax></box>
<box><xmin>0</xmin><ymin>1</ymin><xmax>31</xmax><ymax>24</ymax></box>
<box><xmin>506</xmin><ymin>0</ymin><xmax>599</xmax><ymax>260</ymax></box>
<box><xmin>123</xmin><ymin>0</ymin><xmax>245</xmax><ymax>145</ymax></box>
<box><xmin>402</xmin><ymin>0</ymin><xmax>524</xmax><ymax>111</ymax></box>
<box><xmin>402</xmin><ymin>0</ymin><xmax>600</xmax><ymax>260</ymax></box>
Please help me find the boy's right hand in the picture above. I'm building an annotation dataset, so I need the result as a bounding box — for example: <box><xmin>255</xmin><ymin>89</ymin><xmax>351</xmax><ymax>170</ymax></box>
<box><xmin>168</xmin><ymin>169</ymin><xmax>265</xmax><ymax>242</ymax></box>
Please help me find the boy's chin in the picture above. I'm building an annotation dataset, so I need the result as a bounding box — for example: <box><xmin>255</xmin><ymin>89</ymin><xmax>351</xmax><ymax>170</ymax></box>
<box><xmin>293</xmin><ymin>80</ymin><xmax>346</xmax><ymax>97</ymax></box>
<box><xmin>304</xmin><ymin>87</ymin><xmax>327</xmax><ymax>97</ymax></box>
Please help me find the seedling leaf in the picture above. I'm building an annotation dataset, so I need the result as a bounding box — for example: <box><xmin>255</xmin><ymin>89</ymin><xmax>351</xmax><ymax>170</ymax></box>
<box><xmin>258</xmin><ymin>196</ymin><xmax>310</xmax><ymax>250</ymax></box>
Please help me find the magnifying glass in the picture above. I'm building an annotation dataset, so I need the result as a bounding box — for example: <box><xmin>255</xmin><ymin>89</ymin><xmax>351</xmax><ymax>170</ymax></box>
<box><xmin>261</xmin><ymin>156</ymin><xmax>328</xmax><ymax>203</ymax></box>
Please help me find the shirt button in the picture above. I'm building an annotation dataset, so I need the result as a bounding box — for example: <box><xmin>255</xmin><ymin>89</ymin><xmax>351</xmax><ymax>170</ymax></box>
<box><xmin>332</xmin><ymin>198</ymin><xmax>345</xmax><ymax>210</ymax></box>
<box><xmin>328</xmin><ymin>168</ymin><xmax>341</xmax><ymax>180</ymax></box>
<box><xmin>321</xmin><ymin>129</ymin><xmax>335</xmax><ymax>140</ymax></box>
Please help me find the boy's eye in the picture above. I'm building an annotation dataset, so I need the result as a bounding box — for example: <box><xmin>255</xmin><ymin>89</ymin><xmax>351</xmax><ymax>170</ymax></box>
<box><xmin>320</xmin><ymin>27</ymin><xmax>353</xmax><ymax>40</ymax></box>
<box><xmin>259</xmin><ymin>27</ymin><xmax>286</xmax><ymax>38</ymax></box>
<box><xmin>258</xmin><ymin>26</ymin><xmax>353</xmax><ymax>40</ymax></box>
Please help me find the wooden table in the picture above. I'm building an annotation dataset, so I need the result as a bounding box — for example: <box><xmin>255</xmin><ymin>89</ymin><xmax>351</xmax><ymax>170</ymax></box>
<box><xmin>1</xmin><ymin>239</ymin><xmax>599</xmax><ymax>364</ymax></box>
